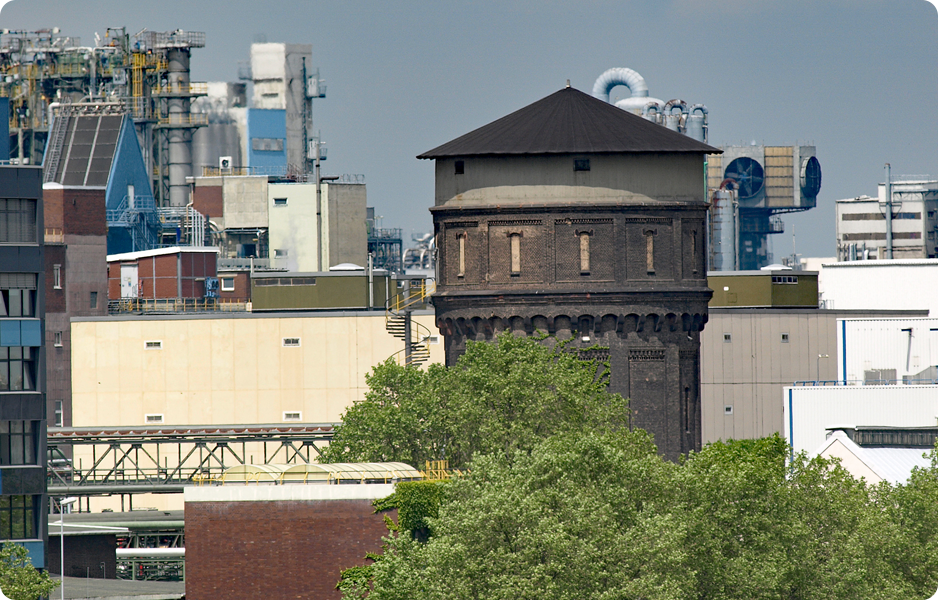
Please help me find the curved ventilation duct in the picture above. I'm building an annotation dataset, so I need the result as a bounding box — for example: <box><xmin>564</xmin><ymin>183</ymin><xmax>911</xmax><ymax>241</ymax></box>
<box><xmin>592</xmin><ymin>67</ymin><xmax>664</xmax><ymax>114</ymax></box>
<box><xmin>592</xmin><ymin>68</ymin><xmax>708</xmax><ymax>142</ymax></box>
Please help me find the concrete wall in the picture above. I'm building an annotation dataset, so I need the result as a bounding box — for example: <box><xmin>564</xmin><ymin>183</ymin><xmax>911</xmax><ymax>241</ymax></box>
<box><xmin>701</xmin><ymin>308</ymin><xmax>927</xmax><ymax>443</ymax></box>
<box><xmin>434</xmin><ymin>153</ymin><xmax>706</xmax><ymax>208</ymax></box>
<box><xmin>222</xmin><ymin>176</ymin><xmax>268</xmax><ymax>230</ymax></box>
<box><xmin>268</xmin><ymin>182</ymin><xmax>317</xmax><ymax>271</ymax></box>
<box><xmin>185</xmin><ymin>483</ymin><xmax>392</xmax><ymax>600</ymax></box>
<box><xmin>326</xmin><ymin>183</ymin><xmax>367</xmax><ymax>268</ymax></box>
<box><xmin>70</xmin><ymin>311</ymin><xmax>443</xmax><ymax>428</ymax></box>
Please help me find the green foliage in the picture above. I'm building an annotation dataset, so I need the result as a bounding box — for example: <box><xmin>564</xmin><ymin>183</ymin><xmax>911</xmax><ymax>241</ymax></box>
<box><xmin>0</xmin><ymin>543</ymin><xmax>58</xmax><ymax>600</ymax></box>
<box><xmin>390</xmin><ymin>481</ymin><xmax>447</xmax><ymax>539</ymax></box>
<box><xmin>321</xmin><ymin>332</ymin><xmax>628</xmax><ymax>469</ymax></box>
<box><xmin>341</xmin><ymin>434</ymin><xmax>938</xmax><ymax>600</ymax></box>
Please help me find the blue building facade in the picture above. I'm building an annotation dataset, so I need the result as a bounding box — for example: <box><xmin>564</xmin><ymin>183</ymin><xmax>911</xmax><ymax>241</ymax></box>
<box><xmin>0</xmin><ymin>165</ymin><xmax>48</xmax><ymax>567</ymax></box>
<box><xmin>246</xmin><ymin>109</ymin><xmax>288</xmax><ymax>170</ymax></box>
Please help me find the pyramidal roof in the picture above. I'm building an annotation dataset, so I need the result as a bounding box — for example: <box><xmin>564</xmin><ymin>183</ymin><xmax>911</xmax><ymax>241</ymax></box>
<box><xmin>418</xmin><ymin>86</ymin><xmax>719</xmax><ymax>159</ymax></box>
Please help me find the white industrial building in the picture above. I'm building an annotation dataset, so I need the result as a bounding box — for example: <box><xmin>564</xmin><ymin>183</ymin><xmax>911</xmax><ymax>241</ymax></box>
<box><xmin>820</xmin><ymin>259</ymin><xmax>938</xmax><ymax>316</ymax></box>
<box><xmin>837</xmin><ymin>317</ymin><xmax>938</xmax><ymax>384</ymax></box>
<box><xmin>783</xmin><ymin>384</ymin><xmax>938</xmax><ymax>455</ymax></box>
<box><xmin>836</xmin><ymin>177</ymin><xmax>938</xmax><ymax>261</ymax></box>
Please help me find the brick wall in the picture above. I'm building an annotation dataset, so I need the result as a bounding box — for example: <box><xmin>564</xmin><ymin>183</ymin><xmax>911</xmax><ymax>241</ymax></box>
<box><xmin>47</xmin><ymin>534</ymin><xmax>118</xmax><ymax>578</ymax></box>
<box><xmin>186</xmin><ymin>497</ymin><xmax>391</xmax><ymax>600</ymax></box>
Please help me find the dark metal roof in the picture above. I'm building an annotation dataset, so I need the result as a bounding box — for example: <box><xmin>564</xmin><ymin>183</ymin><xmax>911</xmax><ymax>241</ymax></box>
<box><xmin>418</xmin><ymin>86</ymin><xmax>720</xmax><ymax>159</ymax></box>
<box><xmin>50</xmin><ymin>114</ymin><xmax>123</xmax><ymax>186</ymax></box>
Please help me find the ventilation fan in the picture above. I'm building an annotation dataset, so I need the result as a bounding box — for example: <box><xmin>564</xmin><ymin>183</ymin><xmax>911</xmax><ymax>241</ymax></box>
<box><xmin>724</xmin><ymin>157</ymin><xmax>764</xmax><ymax>200</ymax></box>
<box><xmin>801</xmin><ymin>156</ymin><xmax>822</xmax><ymax>198</ymax></box>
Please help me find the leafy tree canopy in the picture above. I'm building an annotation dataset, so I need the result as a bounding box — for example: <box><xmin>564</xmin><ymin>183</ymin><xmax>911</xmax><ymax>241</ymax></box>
<box><xmin>0</xmin><ymin>543</ymin><xmax>58</xmax><ymax>600</ymax></box>
<box><xmin>321</xmin><ymin>332</ymin><xmax>628</xmax><ymax>469</ymax></box>
<box><xmin>342</xmin><ymin>433</ymin><xmax>938</xmax><ymax>600</ymax></box>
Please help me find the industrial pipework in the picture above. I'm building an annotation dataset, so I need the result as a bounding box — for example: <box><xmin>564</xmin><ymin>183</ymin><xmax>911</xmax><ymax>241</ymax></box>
<box><xmin>591</xmin><ymin>67</ymin><xmax>664</xmax><ymax>113</ymax></box>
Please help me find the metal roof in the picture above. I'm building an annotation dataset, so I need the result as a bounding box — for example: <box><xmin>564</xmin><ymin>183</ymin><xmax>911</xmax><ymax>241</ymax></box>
<box><xmin>418</xmin><ymin>86</ymin><xmax>719</xmax><ymax>159</ymax></box>
<box><xmin>48</xmin><ymin>114</ymin><xmax>124</xmax><ymax>186</ymax></box>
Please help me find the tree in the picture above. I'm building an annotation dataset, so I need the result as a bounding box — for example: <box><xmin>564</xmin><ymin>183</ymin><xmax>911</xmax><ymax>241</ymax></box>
<box><xmin>341</xmin><ymin>433</ymin><xmax>938</xmax><ymax>600</ymax></box>
<box><xmin>321</xmin><ymin>332</ymin><xmax>629</xmax><ymax>469</ymax></box>
<box><xmin>0</xmin><ymin>543</ymin><xmax>58</xmax><ymax>600</ymax></box>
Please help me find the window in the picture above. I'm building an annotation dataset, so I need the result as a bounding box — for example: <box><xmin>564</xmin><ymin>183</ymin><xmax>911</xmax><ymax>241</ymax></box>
<box><xmin>54</xmin><ymin>332</ymin><xmax>62</xmax><ymax>347</ymax></box>
<box><xmin>574</xmin><ymin>159</ymin><xmax>590</xmax><ymax>172</ymax></box>
<box><xmin>454</xmin><ymin>160</ymin><xmax>465</xmax><ymax>175</ymax></box>
<box><xmin>781</xmin><ymin>333</ymin><xmax>790</xmax><ymax>343</ymax></box>
<box><xmin>578</xmin><ymin>231</ymin><xmax>591</xmax><ymax>274</ymax></box>
<box><xmin>0</xmin><ymin>421</ymin><xmax>35</xmax><ymax>465</ymax></box>
<box><xmin>251</xmin><ymin>137</ymin><xmax>284</xmax><ymax>152</ymax></box>
<box><xmin>0</xmin><ymin>199</ymin><xmax>38</xmax><ymax>243</ymax></box>
<box><xmin>0</xmin><ymin>273</ymin><xmax>37</xmax><ymax>317</ymax></box>
<box><xmin>771</xmin><ymin>275</ymin><xmax>799</xmax><ymax>284</ymax></box>
<box><xmin>274</xmin><ymin>249</ymin><xmax>288</xmax><ymax>258</ymax></box>
<box><xmin>89</xmin><ymin>291</ymin><xmax>98</xmax><ymax>309</ymax></box>
<box><xmin>53</xmin><ymin>401</ymin><xmax>63</xmax><ymax>428</ymax></box>
<box><xmin>144</xmin><ymin>340</ymin><xmax>162</xmax><ymax>350</ymax></box>
<box><xmin>53</xmin><ymin>265</ymin><xmax>61</xmax><ymax>289</ymax></box>
<box><xmin>0</xmin><ymin>347</ymin><xmax>36</xmax><ymax>391</ymax></box>
<box><xmin>509</xmin><ymin>233</ymin><xmax>522</xmax><ymax>275</ymax></box>
<box><xmin>0</xmin><ymin>495</ymin><xmax>36</xmax><ymax>539</ymax></box>
<box><xmin>457</xmin><ymin>233</ymin><xmax>467</xmax><ymax>278</ymax></box>
<box><xmin>690</xmin><ymin>229</ymin><xmax>698</xmax><ymax>275</ymax></box>
<box><xmin>283</xmin><ymin>411</ymin><xmax>302</xmax><ymax>421</ymax></box>
<box><xmin>221</xmin><ymin>277</ymin><xmax>235</xmax><ymax>292</ymax></box>
<box><xmin>273</xmin><ymin>198</ymin><xmax>288</xmax><ymax>206</ymax></box>
<box><xmin>723</xmin><ymin>333</ymin><xmax>732</xmax><ymax>343</ymax></box>
<box><xmin>644</xmin><ymin>230</ymin><xmax>656</xmax><ymax>274</ymax></box>
<box><xmin>283</xmin><ymin>337</ymin><xmax>301</xmax><ymax>347</ymax></box>
<box><xmin>724</xmin><ymin>405</ymin><xmax>734</xmax><ymax>415</ymax></box>
<box><xmin>145</xmin><ymin>414</ymin><xmax>164</xmax><ymax>424</ymax></box>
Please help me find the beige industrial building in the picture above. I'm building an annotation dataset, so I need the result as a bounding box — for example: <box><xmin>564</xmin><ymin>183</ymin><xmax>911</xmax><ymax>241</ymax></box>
<box><xmin>70</xmin><ymin>310</ymin><xmax>440</xmax><ymax>428</ymax></box>
<box><xmin>700</xmin><ymin>307</ymin><xmax>926</xmax><ymax>443</ymax></box>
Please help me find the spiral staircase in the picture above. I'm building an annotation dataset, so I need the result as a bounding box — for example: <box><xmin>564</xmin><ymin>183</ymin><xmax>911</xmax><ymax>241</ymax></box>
<box><xmin>385</xmin><ymin>281</ymin><xmax>435</xmax><ymax>366</ymax></box>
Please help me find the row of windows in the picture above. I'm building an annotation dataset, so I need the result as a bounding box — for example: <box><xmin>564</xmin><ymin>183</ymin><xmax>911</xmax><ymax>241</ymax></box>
<box><xmin>723</xmin><ymin>333</ymin><xmax>794</xmax><ymax>343</ymax></box>
<box><xmin>0</xmin><ymin>495</ymin><xmax>37</xmax><ymax>540</ymax></box>
<box><xmin>0</xmin><ymin>421</ymin><xmax>36</xmax><ymax>465</ymax></box>
<box><xmin>0</xmin><ymin>199</ymin><xmax>37</xmax><ymax>244</ymax></box>
<box><xmin>452</xmin><ymin>229</ymin><xmax>692</xmax><ymax>279</ymax></box>
<box><xmin>0</xmin><ymin>347</ymin><xmax>37</xmax><ymax>391</ymax></box>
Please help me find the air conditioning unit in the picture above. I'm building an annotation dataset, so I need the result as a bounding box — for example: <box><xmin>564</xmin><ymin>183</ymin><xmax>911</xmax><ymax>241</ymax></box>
<box><xmin>219</xmin><ymin>156</ymin><xmax>232</xmax><ymax>170</ymax></box>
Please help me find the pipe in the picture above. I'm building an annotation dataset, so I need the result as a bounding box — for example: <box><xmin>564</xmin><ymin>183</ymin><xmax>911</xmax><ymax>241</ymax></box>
<box><xmin>591</xmin><ymin>67</ymin><xmax>649</xmax><ymax>102</ymax></box>
<box><xmin>885</xmin><ymin>163</ymin><xmax>893</xmax><ymax>259</ymax></box>
<box><xmin>663</xmin><ymin>99</ymin><xmax>687</xmax><ymax>133</ymax></box>
<box><xmin>641</xmin><ymin>101</ymin><xmax>662</xmax><ymax>123</ymax></box>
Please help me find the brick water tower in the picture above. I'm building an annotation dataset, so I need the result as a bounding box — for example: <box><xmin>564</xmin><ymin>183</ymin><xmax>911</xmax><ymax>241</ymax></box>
<box><xmin>419</xmin><ymin>85</ymin><xmax>719</xmax><ymax>459</ymax></box>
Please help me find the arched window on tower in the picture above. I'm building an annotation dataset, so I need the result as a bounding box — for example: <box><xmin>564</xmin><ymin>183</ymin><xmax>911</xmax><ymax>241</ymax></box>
<box><xmin>508</xmin><ymin>232</ymin><xmax>522</xmax><ymax>275</ymax></box>
<box><xmin>457</xmin><ymin>232</ymin><xmax>467</xmax><ymax>278</ymax></box>
<box><xmin>577</xmin><ymin>230</ymin><xmax>592</xmax><ymax>275</ymax></box>
<box><xmin>644</xmin><ymin>229</ymin><xmax>657</xmax><ymax>275</ymax></box>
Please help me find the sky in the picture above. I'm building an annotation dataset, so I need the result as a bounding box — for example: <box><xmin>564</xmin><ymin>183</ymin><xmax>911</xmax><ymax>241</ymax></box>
<box><xmin>1</xmin><ymin>0</ymin><xmax>937</xmax><ymax>258</ymax></box>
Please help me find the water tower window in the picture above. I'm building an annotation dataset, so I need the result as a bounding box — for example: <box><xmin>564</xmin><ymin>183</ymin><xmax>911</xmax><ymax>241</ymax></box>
<box><xmin>577</xmin><ymin>230</ymin><xmax>592</xmax><ymax>274</ymax></box>
<box><xmin>574</xmin><ymin>159</ymin><xmax>590</xmax><ymax>172</ymax></box>
<box><xmin>644</xmin><ymin>229</ymin><xmax>656</xmax><ymax>274</ymax></box>
<box><xmin>457</xmin><ymin>233</ymin><xmax>467</xmax><ymax>278</ymax></box>
<box><xmin>454</xmin><ymin>160</ymin><xmax>465</xmax><ymax>175</ymax></box>
<box><xmin>509</xmin><ymin>233</ymin><xmax>522</xmax><ymax>275</ymax></box>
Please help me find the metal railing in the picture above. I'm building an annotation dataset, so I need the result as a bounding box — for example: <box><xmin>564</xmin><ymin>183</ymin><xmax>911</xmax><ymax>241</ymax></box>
<box><xmin>108</xmin><ymin>298</ymin><xmax>248</xmax><ymax>314</ymax></box>
<box><xmin>158</xmin><ymin>113</ymin><xmax>208</xmax><ymax>126</ymax></box>
<box><xmin>385</xmin><ymin>281</ymin><xmax>435</xmax><ymax>366</ymax></box>
<box><xmin>152</xmin><ymin>82</ymin><xmax>208</xmax><ymax>96</ymax></box>
<box><xmin>794</xmin><ymin>378</ymin><xmax>938</xmax><ymax>387</ymax></box>
<box><xmin>44</xmin><ymin>228</ymin><xmax>64</xmax><ymax>243</ymax></box>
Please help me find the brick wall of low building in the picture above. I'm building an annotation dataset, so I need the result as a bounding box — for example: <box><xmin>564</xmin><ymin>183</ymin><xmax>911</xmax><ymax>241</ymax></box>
<box><xmin>47</xmin><ymin>534</ymin><xmax>118</xmax><ymax>578</ymax></box>
<box><xmin>185</xmin><ymin>486</ymin><xmax>394</xmax><ymax>600</ymax></box>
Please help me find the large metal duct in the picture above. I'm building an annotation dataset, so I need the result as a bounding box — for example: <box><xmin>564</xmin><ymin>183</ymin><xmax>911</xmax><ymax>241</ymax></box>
<box><xmin>592</xmin><ymin>67</ymin><xmax>664</xmax><ymax>114</ymax></box>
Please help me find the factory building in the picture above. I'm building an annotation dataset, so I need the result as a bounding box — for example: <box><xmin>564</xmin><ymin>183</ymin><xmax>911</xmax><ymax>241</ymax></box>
<box><xmin>590</xmin><ymin>68</ymin><xmax>822</xmax><ymax>272</ymax></box>
<box><xmin>0</xmin><ymin>165</ymin><xmax>48</xmax><ymax>567</ymax></box>
<box><xmin>821</xmin><ymin>259</ymin><xmax>938</xmax><ymax>316</ymax></box>
<box><xmin>423</xmin><ymin>85</ymin><xmax>717</xmax><ymax>460</ymax></box>
<box><xmin>836</xmin><ymin>175</ymin><xmax>938</xmax><ymax>261</ymax></box>
<box><xmin>836</xmin><ymin>317</ymin><xmax>938</xmax><ymax>385</ymax></box>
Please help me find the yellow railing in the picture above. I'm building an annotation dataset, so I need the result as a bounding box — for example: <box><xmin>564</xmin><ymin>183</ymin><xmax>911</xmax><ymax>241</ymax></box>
<box><xmin>158</xmin><ymin>113</ymin><xmax>208</xmax><ymax>126</ymax></box>
<box><xmin>109</xmin><ymin>298</ymin><xmax>249</xmax><ymax>313</ymax></box>
<box><xmin>385</xmin><ymin>281</ymin><xmax>435</xmax><ymax>366</ymax></box>
<box><xmin>153</xmin><ymin>82</ymin><xmax>208</xmax><ymax>96</ymax></box>
<box><xmin>44</xmin><ymin>228</ymin><xmax>64</xmax><ymax>243</ymax></box>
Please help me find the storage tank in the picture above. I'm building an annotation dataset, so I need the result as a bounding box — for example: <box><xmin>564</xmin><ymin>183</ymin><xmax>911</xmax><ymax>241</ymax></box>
<box><xmin>710</xmin><ymin>185</ymin><xmax>738</xmax><ymax>271</ymax></box>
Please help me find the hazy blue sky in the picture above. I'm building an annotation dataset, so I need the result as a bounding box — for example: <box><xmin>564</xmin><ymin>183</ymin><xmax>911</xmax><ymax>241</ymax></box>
<box><xmin>2</xmin><ymin>0</ymin><xmax>936</xmax><ymax>258</ymax></box>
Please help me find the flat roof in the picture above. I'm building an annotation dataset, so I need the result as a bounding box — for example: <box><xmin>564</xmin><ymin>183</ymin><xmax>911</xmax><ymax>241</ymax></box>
<box><xmin>824</xmin><ymin>259</ymin><xmax>938</xmax><ymax>268</ymax></box>
<box><xmin>71</xmin><ymin>308</ymin><xmax>435</xmax><ymax>323</ymax></box>
<box><xmin>708</xmin><ymin>270</ymin><xmax>818</xmax><ymax>277</ymax></box>
<box><xmin>185</xmin><ymin>482</ymin><xmax>396</xmax><ymax>503</ymax></box>
<box><xmin>107</xmin><ymin>246</ymin><xmax>220</xmax><ymax>262</ymax></box>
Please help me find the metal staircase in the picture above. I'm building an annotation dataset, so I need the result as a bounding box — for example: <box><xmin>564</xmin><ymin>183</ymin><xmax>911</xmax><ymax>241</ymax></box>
<box><xmin>42</xmin><ymin>114</ymin><xmax>71</xmax><ymax>183</ymax></box>
<box><xmin>385</xmin><ymin>281</ymin><xmax>435</xmax><ymax>366</ymax></box>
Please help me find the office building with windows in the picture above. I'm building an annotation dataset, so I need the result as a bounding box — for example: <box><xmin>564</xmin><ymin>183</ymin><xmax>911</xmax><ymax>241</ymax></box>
<box><xmin>0</xmin><ymin>165</ymin><xmax>47</xmax><ymax>567</ymax></box>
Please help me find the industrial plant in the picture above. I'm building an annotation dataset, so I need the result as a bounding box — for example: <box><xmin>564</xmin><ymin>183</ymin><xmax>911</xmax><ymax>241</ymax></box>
<box><xmin>0</xmin><ymin>22</ymin><xmax>935</xmax><ymax>600</ymax></box>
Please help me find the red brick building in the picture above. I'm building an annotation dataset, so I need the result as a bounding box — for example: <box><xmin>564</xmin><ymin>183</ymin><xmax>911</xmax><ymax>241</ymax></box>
<box><xmin>107</xmin><ymin>247</ymin><xmax>218</xmax><ymax>301</ymax></box>
<box><xmin>184</xmin><ymin>484</ymin><xmax>393</xmax><ymax>600</ymax></box>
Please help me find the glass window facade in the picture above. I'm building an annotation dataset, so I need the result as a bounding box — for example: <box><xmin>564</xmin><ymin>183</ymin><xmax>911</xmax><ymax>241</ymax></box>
<box><xmin>0</xmin><ymin>495</ymin><xmax>37</xmax><ymax>540</ymax></box>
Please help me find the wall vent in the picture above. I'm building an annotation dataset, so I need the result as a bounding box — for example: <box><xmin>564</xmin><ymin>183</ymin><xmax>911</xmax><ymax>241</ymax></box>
<box><xmin>145</xmin><ymin>340</ymin><xmax>162</xmax><ymax>350</ymax></box>
<box><xmin>283</xmin><ymin>411</ymin><xmax>302</xmax><ymax>421</ymax></box>
<box><xmin>146</xmin><ymin>414</ymin><xmax>164</xmax><ymax>424</ymax></box>
<box><xmin>283</xmin><ymin>338</ymin><xmax>301</xmax><ymax>347</ymax></box>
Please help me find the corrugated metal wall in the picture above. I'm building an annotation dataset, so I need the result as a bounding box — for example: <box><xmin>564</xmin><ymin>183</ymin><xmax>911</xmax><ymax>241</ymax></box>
<box><xmin>838</xmin><ymin>317</ymin><xmax>938</xmax><ymax>383</ymax></box>
<box><xmin>783</xmin><ymin>385</ymin><xmax>938</xmax><ymax>454</ymax></box>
